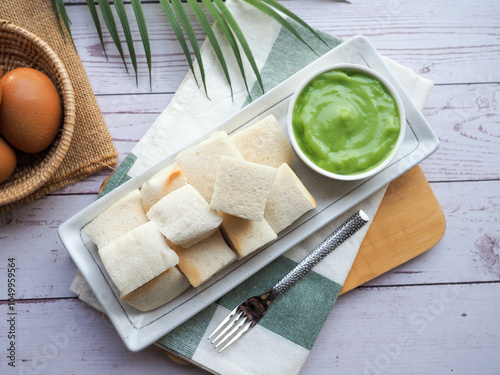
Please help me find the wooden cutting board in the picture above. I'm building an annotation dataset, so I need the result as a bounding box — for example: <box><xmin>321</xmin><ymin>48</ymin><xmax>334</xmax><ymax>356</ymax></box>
<box><xmin>340</xmin><ymin>165</ymin><xmax>446</xmax><ymax>294</ymax></box>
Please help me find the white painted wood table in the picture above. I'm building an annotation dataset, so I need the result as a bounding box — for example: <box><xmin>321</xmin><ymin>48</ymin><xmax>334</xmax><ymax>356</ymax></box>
<box><xmin>1</xmin><ymin>1</ymin><xmax>499</xmax><ymax>374</ymax></box>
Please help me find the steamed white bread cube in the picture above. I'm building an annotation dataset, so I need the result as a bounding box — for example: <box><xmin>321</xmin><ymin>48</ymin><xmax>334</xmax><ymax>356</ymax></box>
<box><xmin>82</xmin><ymin>189</ymin><xmax>148</xmax><ymax>249</ymax></box>
<box><xmin>99</xmin><ymin>221</ymin><xmax>180</xmax><ymax>296</ymax></box>
<box><xmin>219</xmin><ymin>213</ymin><xmax>277</xmax><ymax>259</ymax></box>
<box><xmin>140</xmin><ymin>164</ymin><xmax>187</xmax><ymax>212</ymax></box>
<box><xmin>121</xmin><ymin>266</ymin><xmax>190</xmax><ymax>311</ymax></box>
<box><xmin>231</xmin><ymin>115</ymin><xmax>293</xmax><ymax>168</ymax></box>
<box><xmin>175</xmin><ymin>131</ymin><xmax>244</xmax><ymax>202</ymax></box>
<box><xmin>147</xmin><ymin>184</ymin><xmax>222</xmax><ymax>248</ymax></box>
<box><xmin>169</xmin><ymin>230</ymin><xmax>237</xmax><ymax>287</ymax></box>
<box><xmin>264</xmin><ymin>163</ymin><xmax>317</xmax><ymax>233</ymax></box>
<box><xmin>210</xmin><ymin>156</ymin><xmax>277</xmax><ymax>221</ymax></box>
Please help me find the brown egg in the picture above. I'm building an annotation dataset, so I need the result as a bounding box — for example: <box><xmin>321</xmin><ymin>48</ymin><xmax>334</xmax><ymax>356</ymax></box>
<box><xmin>0</xmin><ymin>67</ymin><xmax>62</xmax><ymax>153</ymax></box>
<box><xmin>0</xmin><ymin>136</ymin><xmax>17</xmax><ymax>184</ymax></box>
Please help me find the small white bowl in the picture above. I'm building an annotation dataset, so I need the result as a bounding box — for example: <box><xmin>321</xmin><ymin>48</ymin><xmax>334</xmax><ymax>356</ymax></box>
<box><xmin>287</xmin><ymin>63</ymin><xmax>406</xmax><ymax>181</ymax></box>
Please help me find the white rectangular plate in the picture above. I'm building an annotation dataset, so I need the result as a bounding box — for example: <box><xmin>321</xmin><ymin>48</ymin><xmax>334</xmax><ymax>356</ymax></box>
<box><xmin>58</xmin><ymin>36</ymin><xmax>439</xmax><ymax>352</ymax></box>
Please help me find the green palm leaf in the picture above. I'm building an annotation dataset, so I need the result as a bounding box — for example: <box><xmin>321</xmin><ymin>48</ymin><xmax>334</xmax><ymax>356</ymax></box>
<box><xmin>158</xmin><ymin>0</ymin><xmax>199</xmax><ymax>87</ymax></box>
<box><xmin>187</xmin><ymin>0</ymin><xmax>233</xmax><ymax>99</ymax></box>
<box><xmin>51</xmin><ymin>0</ymin><xmax>335</xmax><ymax>95</ymax></box>
<box><xmin>171</xmin><ymin>0</ymin><xmax>208</xmax><ymax>96</ymax></box>
<box><xmin>212</xmin><ymin>0</ymin><xmax>264</xmax><ymax>92</ymax></box>
<box><xmin>201</xmin><ymin>0</ymin><xmax>252</xmax><ymax>98</ymax></box>
<box><xmin>85</xmin><ymin>0</ymin><xmax>108</xmax><ymax>59</ymax></box>
<box><xmin>50</xmin><ymin>0</ymin><xmax>73</xmax><ymax>45</ymax></box>
<box><xmin>242</xmin><ymin>0</ymin><xmax>316</xmax><ymax>55</ymax></box>
<box><xmin>50</xmin><ymin>0</ymin><xmax>66</xmax><ymax>40</ymax></box>
<box><xmin>258</xmin><ymin>0</ymin><xmax>330</xmax><ymax>47</ymax></box>
<box><xmin>97</xmin><ymin>0</ymin><xmax>129</xmax><ymax>73</ymax></box>
<box><xmin>113</xmin><ymin>0</ymin><xmax>138</xmax><ymax>83</ymax></box>
<box><xmin>131</xmin><ymin>0</ymin><xmax>152</xmax><ymax>87</ymax></box>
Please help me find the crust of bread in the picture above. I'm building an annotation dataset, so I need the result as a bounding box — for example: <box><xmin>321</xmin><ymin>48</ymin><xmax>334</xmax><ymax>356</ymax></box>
<box><xmin>82</xmin><ymin>189</ymin><xmax>148</xmax><ymax>249</ymax></box>
<box><xmin>175</xmin><ymin>131</ymin><xmax>244</xmax><ymax>202</ymax></box>
<box><xmin>210</xmin><ymin>156</ymin><xmax>277</xmax><ymax>221</ymax></box>
<box><xmin>121</xmin><ymin>266</ymin><xmax>190</xmax><ymax>311</ymax></box>
<box><xmin>147</xmin><ymin>184</ymin><xmax>222</xmax><ymax>248</ymax></box>
<box><xmin>140</xmin><ymin>163</ymin><xmax>187</xmax><ymax>212</ymax></box>
<box><xmin>231</xmin><ymin>115</ymin><xmax>293</xmax><ymax>167</ymax></box>
<box><xmin>168</xmin><ymin>230</ymin><xmax>237</xmax><ymax>287</ymax></box>
<box><xmin>89</xmin><ymin>123</ymin><xmax>317</xmax><ymax>312</ymax></box>
<box><xmin>219</xmin><ymin>212</ymin><xmax>277</xmax><ymax>258</ymax></box>
<box><xmin>99</xmin><ymin>221</ymin><xmax>179</xmax><ymax>296</ymax></box>
<box><xmin>264</xmin><ymin>163</ymin><xmax>317</xmax><ymax>233</ymax></box>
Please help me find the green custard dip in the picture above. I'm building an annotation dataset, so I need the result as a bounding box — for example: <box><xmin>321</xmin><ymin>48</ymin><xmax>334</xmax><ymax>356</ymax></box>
<box><xmin>292</xmin><ymin>69</ymin><xmax>401</xmax><ymax>176</ymax></box>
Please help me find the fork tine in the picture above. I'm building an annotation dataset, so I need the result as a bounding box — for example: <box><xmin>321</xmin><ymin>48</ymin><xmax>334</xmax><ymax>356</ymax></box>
<box><xmin>218</xmin><ymin>320</ymin><xmax>253</xmax><ymax>352</ymax></box>
<box><xmin>208</xmin><ymin>306</ymin><xmax>240</xmax><ymax>340</ymax></box>
<box><xmin>211</xmin><ymin>310</ymin><xmax>244</xmax><ymax>344</ymax></box>
<box><xmin>214</xmin><ymin>316</ymin><xmax>249</xmax><ymax>350</ymax></box>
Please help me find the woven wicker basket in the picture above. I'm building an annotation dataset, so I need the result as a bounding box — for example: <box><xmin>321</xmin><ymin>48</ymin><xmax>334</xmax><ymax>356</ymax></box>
<box><xmin>0</xmin><ymin>20</ymin><xmax>75</xmax><ymax>206</ymax></box>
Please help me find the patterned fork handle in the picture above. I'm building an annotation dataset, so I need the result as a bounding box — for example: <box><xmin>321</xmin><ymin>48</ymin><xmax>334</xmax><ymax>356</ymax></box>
<box><xmin>210</xmin><ymin>209</ymin><xmax>370</xmax><ymax>352</ymax></box>
<box><xmin>270</xmin><ymin>210</ymin><xmax>369</xmax><ymax>299</ymax></box>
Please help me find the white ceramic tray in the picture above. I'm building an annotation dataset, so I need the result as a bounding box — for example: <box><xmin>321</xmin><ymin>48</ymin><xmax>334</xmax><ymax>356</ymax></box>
<box><xmin>58</xmin><ymin>35</ymin><xmax>439</xmax><ymax>352</ymax></box>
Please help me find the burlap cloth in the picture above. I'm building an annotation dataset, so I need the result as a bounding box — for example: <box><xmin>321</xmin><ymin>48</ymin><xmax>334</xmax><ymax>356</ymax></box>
<box><xmin>0</xmin><ymin>0</ymin><xmax>117</xmax><ymax>213</ymax></box>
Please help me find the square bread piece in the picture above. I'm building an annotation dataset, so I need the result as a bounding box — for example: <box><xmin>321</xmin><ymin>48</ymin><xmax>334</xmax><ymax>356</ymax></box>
<box><xmin>175</xmin><ymin>131</ymin><xmax>244</xmax><ymax>202</ymax></box>
<box><xmin>231</xmin><ymin>114</ymin><xmax>293</xmax><ymax>168</ymax></box>
<box><xmin>99</xmin><ymin>221</ymin><xmax>180</xmax><ymax>296</ymax></box>
<box><xmin>82</xmin><ymin>189</ymin><xmax>148</xmax><ymax>248</ymax></box>
<box><xmin>219</xmin><ymin>212</ymin><xmax>277</xmax><ymax>259</ymax></box>
<box><xmin>210</xmin><ymin>156</ymin><xmax>277</xmax><ymax>221</ymax></box>
<box><xmin>169</xmin><ymin>230</ymin><xmax>237</xmax><ymax>288</ymax></box>
<box><xmin>264</xmin><ymin>163</ymin><xmax>317</xmax><ymax>233</ymax></box>
<box><xmin>121</xmin><ymin>266</ymin><xmax>190</xmax><ymax>311</ymax></box>
<box><xmin>140</xmin><ymin>163</ymin><xmax>187</xmax><ymax>212</ymax></box>
<box><xmin>147</xmin><ymin>184</ymin><xmax>222</xmax><ymax>248</ymax></box>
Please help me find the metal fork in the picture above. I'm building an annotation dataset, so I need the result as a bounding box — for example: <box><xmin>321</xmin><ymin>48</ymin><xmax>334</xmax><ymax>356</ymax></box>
<box><xmin>209</xmin><ymin>210</ymin><xmax>369</xmax><ymax>352</ymax></box>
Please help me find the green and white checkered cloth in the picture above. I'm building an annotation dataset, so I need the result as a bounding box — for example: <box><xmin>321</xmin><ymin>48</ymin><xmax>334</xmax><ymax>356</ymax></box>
<box><xmin>71</xmin><ymin>1</ymin><xmax>433</xmax><ymax>373</ymax></box>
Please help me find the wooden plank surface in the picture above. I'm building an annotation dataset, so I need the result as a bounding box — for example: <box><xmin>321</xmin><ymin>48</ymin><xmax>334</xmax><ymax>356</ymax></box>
<box><xmin>10</xmin><ymin>283</ymin><xmax>499</xmax><ymax>375</ymax></box>
<box><xmin>60</xmin><ymin>0</ymin><xmax>500</xmax><ymax>93</ymax></box>
<box><xmin>304</xmin><ymin>282</ymin><xmax>500</xmax><ymax>375</ymax></box>
<box><xmin>0</xmin><ymin>0</ymin><xmax>499</xmax><ymax>374</ymax></box>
